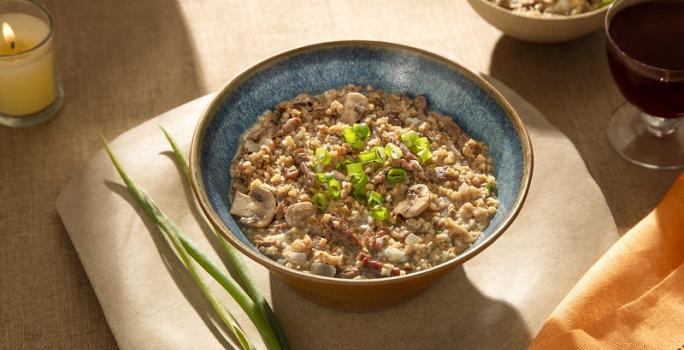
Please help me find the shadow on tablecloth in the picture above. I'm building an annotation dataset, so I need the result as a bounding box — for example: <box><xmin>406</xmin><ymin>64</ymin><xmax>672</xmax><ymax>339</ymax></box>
<box><xmin>269</xmin><ymin>269</ymin><xmax>531</xmax><ymax>350</ymax></box>
<box><xmin>488</xmin><ymin>33</ymin><xmax>678</xmax><ymax>232</ymax></box>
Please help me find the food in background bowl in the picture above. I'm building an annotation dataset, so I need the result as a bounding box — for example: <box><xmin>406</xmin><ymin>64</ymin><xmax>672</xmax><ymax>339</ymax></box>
<box><xmin>488</xmin><ymin>0</ymin><xmax>612</xmax><ymax>16</ymax></box>
<box><xmin>467</xmin><ymin>0</ymin><xmax>611</xmax><ymax>43</ymax></box>
<box><xmin>230</xmin><ymin>85</ymin><xmax>498</xmax><ymax>279</ymax></box>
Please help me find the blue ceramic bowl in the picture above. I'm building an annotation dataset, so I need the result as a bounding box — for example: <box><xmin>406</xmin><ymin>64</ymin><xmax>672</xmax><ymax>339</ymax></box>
<box><xmin>190</xmin><ymin>41</ymin><xmax>532</xmax><ymax>309</ymax></box>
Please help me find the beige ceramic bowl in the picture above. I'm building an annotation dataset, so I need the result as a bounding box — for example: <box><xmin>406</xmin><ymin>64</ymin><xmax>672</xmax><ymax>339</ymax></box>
<box><xmin>467</xmin><ymin>0</ymin><xmax>609</xmax><ymax>43</ymax></box>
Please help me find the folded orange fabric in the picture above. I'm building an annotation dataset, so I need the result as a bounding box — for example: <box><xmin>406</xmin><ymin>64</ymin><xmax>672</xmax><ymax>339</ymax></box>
<box><xmin>530</xmin><ymin>173</ymin><xmax>684</xmax><ymax>350</ymax></box>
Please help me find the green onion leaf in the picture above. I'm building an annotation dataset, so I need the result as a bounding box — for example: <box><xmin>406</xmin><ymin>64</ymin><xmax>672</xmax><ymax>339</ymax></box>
<box><xmin>102</xmin><ymin>137</ymin><xmax>278</xmax><ymax>350</ymax></box>
<box><xmin>370</xmin><ymin>206</ymin><xmax>389</xmax><ymax>221</ymax></box>
<box><xmin>351</xmin><ymin>140</ymin><xmax>365</xmax><ymax>150</ymax></box>
<box><xmin>358</xmin><ymin>150</ymin><xmax>377</xmax><ymax>163</ymax></box>
<box><xmin>160</xmin><ymin>127</ymin><xmax>290</xmax><ymax>350</ymax></box>
<box><xmin>417</xmin><ymin>148</ymin><xmax>432</xmax><ymax>163</ymax></box>
<box><xmin>386</xmin><ymin>168</ymin><xmax>406</xmax><ymax>184</ymax></box>
<box><xmin>328</xmin><ymin>178</ymin><xmax>342</xmax><ymax>199</ymax></box>
<box><xmin>384</xmin><ymin>143</ymin><xmax>403</xmax><ymax>159</ymax></box>
<box><xmin>312</xmin><ymin>192</ymin><xmax>328</xmax><ymax>211</ymax></box>
<box><xmin>315</xmin><ymin>147</ymin><xmax>330</xmax><ymax>166</ymax></box>
<box><xmin>486</xmin><ymin>183</ymin><xmax>496</xmax><ymax>194</ymax></box>
<box><xmin>367</xmin><ymin>191</ymin><xmax>383</xmax><ymax>207</ymax></box>
<box><xmin>352</xmin><ymin>123</ymin><xmax>370</xmax><ymax>140</ymax></box>
<box><xmin>400</xmin><ymin>130</ymin><xmax>418</xmax><ymax>148</ymax></box>
<box><xmin>342</xmin><ymin>127</ymin><xmax>357</xmax><ymax>144</ymax></box>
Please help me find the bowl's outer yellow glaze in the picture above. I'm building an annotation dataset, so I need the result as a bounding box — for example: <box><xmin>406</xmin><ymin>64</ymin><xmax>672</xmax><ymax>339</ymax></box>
<box><xmin>468</xmin><ymin>0</ymin><xmax>608</xmax><ymax>43</ymax></box>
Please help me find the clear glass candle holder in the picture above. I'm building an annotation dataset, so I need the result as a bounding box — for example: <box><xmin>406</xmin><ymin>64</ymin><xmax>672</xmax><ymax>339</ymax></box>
<box><xmin>0</xmin><ymin>0</ymin><xmax>62</xmax><ymax>128</ymax></box>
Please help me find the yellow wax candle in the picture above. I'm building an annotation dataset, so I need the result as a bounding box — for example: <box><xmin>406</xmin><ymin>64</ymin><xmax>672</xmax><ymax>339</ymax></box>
<box><xmin>0</xmin><ymin>13</ymin><xmax>56</xmax><ymax>116</ymax></box>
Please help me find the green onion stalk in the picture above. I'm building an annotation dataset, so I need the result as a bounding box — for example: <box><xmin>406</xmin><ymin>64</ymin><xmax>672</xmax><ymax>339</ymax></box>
<box><xmin>102</xmin><ymin>136</ymin><xmax>284</xmax><ymax>350</ymax></box>
<box><xmin>160</xmin><ymin>128</ymin><xmax>291</xmax><ymax>350</ymax></box>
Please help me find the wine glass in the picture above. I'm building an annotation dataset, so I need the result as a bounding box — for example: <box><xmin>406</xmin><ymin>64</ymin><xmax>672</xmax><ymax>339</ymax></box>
<box><xmin>605</xmin><ymin>0</ymin><xmax>684</xmax><ymax>169</ymax></box>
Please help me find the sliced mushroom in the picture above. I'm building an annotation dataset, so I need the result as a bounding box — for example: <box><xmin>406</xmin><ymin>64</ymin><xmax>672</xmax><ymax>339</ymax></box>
<box><xmin>393</xmin><ymin>184</ymin><xmax>431</xmax><ymax>218</ymax></box>
<box><xmin>340</xmin><ymin>92</ymin><xmax>369</xmax><ymax>124</ymax></box>
<box><xmin>310</xmin><ymin>262</ymin><xmax>336</xmax><ymax>277</ymax></box>
<box><xmin>229</xmin><ymin>185</ymin><xmax>276</xmax><ymax>228</ymax></box>
<box><xmin>284</xmin><ymin>201</ymin><xmax>316</xmax><ymax>228</ymax></box>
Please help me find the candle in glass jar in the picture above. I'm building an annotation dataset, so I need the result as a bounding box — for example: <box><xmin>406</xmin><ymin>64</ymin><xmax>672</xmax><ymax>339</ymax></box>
<box><xmin>0</xmin><ymin>12</ymin><xmax>56</xmax><ymax>116</ymax></box>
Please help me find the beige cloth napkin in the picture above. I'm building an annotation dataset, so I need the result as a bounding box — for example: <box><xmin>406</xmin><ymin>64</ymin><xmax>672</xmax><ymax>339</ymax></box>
<box><xmin>56</xmin><ymin>79</ymin><xmax>619</xmax><ymax>350</ymax></box>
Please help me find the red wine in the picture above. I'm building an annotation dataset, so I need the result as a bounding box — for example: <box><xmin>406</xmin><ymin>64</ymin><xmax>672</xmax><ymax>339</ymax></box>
<box><xmin>607</xmin><ymin>0</ymin><xmax>684</xmax><ymax>119</ymax></box>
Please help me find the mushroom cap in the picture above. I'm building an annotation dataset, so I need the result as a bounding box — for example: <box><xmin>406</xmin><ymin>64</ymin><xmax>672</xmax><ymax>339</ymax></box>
<box><xmin>284</xmin><ymin>201</ymin><xmax>316</xmax><ymax>228</ymax></box>
<box><xmin>340</xmin><ymin>92</ymin><xmax>369</xmax><ymax>124</ymax></box>
<box><xmin>393</xmin><ymin>184</ymin><xmax>431</xmax><ymax>218</ymax></box>
<box><xmin>229</xmin><ymin>185</ymin><xmax>276</xmax><ymax>228</ymax></box>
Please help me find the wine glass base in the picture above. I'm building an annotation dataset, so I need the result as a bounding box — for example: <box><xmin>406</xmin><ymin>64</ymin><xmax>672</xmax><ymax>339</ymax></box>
<box><xmin>607</xmin><ymin>103</ymin><xmax>684</xmax><ymax>170</ymax></box>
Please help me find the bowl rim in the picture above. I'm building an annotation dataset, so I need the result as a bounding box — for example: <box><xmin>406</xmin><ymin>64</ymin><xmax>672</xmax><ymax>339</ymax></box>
<box><xmin>472</xmin><ymin>0</ymin><xmax>610</xmax><ymax>21</ymax></box>
<box><xmin>189</xmin><ymin>40</ymin><xmax>534</xmax><ymax>286</ymax></box>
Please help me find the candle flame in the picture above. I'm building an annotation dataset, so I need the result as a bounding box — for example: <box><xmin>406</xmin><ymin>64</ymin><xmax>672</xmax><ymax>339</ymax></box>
<box><xmin>2</xmin><ymin>22</ymin><xmax>15</xmax><ymax>45</ymax></box>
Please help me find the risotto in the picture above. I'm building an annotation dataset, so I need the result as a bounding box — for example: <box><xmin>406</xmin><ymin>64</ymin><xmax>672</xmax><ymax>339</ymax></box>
<box><xmin>488</xmin><ymin>0</ymin><xmax>610</xmax><ymax>16</ymax></box>
<box><xmin>229</xmin><ymin>85</ymin><xmax>498</xmax><ymax>279</ymax></box>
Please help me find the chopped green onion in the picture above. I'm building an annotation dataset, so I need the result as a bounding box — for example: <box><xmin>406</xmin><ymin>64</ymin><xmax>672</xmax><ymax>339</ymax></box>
<box><xmin>384</xmin><ymin>143</ymin><xmax>403</xmax><ymax>159</ymax></box>
<box><xmin>342</xmin><ymin>127</ymin><xmax>357</xmax><ymax>144</ymax></box>
<box><xmin>351</xmin><ymin>173</ymin><xmax>368</xmax><ymax>193</ymax></box>
<box><xmin>386</xmin><ymin>168</ymin><xmax>406</xmax><ymax>184</ymax></box>
<box><xmin>400</xmin><ymin>130</ymin><xmax>418</xmax><ymax>148</ymax></box>
<box><xmin>342</xmin><ymin>124</ymin><xmax>371</xmax><ymax>150</ymax></box>
<box><xmin>315</xmin><ymin>147</ymin><xmax>330</xmax><ymax>166</ymax></box>
<box><xmin>486</xmin><ymin>183</ymin><xmax>496</xmax><ymax>194</ymax></box>
<box><xmin>312</xmin><ymin>192</ymin><xmax>328</xmax><ymax>211</ymax></box>
<box><xmin>352</xmin><ymin>123</ymin><xmax>370</xmax><ymax>140</ymax></box>
<box><xmin>316</xmin><ymin>172</ymin><xmax>332</xmax><ymax>184</ymax></box>
<box><xmin>351</xmin><ymin>140</ymin><xmax>365</xmax><ymax>150</ymax></box>
<box><xmin>359</xmin><ymin>150</ymin><xmax>377</xmax><ymax>163</ymax></box>
<box><xmin>367</xmin><ymin>191</ymin><xmax>383</xmax><ymax>207</ymax></box>
<box><xmin>369</xmin><ymin>206</ymin><xmax>389</xmax><ymax>220</ymax></box>
<box><xmin>415</xmin><ymin>137</ymin><xmax>430</xmax><ymax>150</ymax></box>
<box><xmin>335</xmin><ymin>159</ymin><xmax>351</xmax><ymax>171</ymax></box>
<box><xmin>374</xmin><ymin>147</ymin><xmax>387</xmax><ymax>163</ymax></box>
<box><xmin>417</xmin><ymin>148</ymin><xmax>432</xmax><ymax>163</ymax></box>
<box><xmin>352</xmin><ymin>190</ymin><xmax>368</xmax><ymax>202</ymax></box>
<box><xmin>328</xmin><ymin>178</ymin><xmax>342</xmax><ymax>199</ymax></box>
<box><xmin>346</xmin><ymin>162</ymin><xmax>364</xmax><ymax>177</ymax></box>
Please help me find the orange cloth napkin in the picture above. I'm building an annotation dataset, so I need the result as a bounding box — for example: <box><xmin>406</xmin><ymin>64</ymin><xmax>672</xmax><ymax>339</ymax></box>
<box><xmin>530</xmin><ymin>173</ymin><xmax>684</xmax><ymax>350</ymax></box>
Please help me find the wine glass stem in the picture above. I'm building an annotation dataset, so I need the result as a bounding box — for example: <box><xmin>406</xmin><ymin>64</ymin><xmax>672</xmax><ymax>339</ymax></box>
<box><xmin>641</xmin><ymin>113</ymin><xmax>682</xmax><ymax>137</ymax></box>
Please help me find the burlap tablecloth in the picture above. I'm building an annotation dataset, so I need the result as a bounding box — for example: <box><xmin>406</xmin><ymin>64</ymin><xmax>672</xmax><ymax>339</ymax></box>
<box><xmin>2</xmin><ymin>1</ymin><xmax>679</xmax><ymax>348</ymax></box>
<box><xmin>55</xmin><ymin>78</ymin><xmax>618</xmax><ymax>349</ymax></box>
